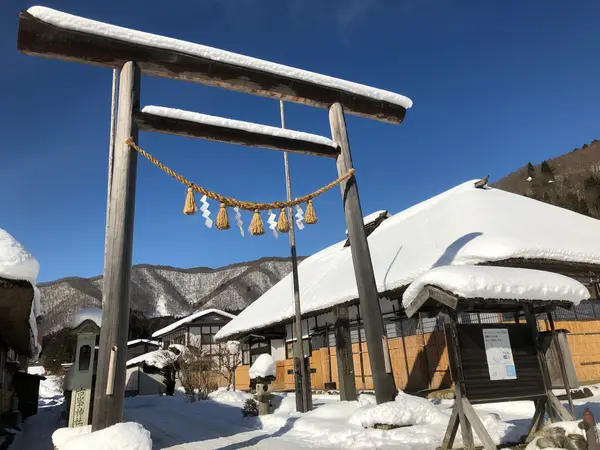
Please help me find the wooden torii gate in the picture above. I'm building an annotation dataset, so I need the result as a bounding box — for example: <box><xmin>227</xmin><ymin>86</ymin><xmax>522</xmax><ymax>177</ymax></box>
<box><xmin>17</xmin><ymin>6</ymin><xmax>412</xmax><ymax>430</ymax></box>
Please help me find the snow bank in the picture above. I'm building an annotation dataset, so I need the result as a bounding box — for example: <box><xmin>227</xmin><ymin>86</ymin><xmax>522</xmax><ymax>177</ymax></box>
<box><xmin>208</xmin><ymin>387</ymin><xmax>252</xmax><ymax>405</ymax></box>
<box><xmin>403</xmin><ymin>265</ymin><xmax>589</xmax><ymax>311</ymax></box>
<box><xmin>53</xmin><ymin>422</ymin><xmax>152</xmax><ymax>450</ymax></box>
<box><xmin>27</xmin><ymin>7</ymin><xmax>413</xmax><ymax>110</ymax></box>
<box><xmin>349</xmin><ymin>391</ymin><xmax>448</xmax><ymax>428</ymax></box>
<box><xmin>72</xmin><ymin>307</ymin><xmax>102</xmax><ymax>328</ymax></box>
<box><xmin>152</xmin><ymin>308</ymin><xmax>235</xmax><ymax>338</ymax></box>
<box><xmin>249</xmin><ymin>354</ymin><xmax>276</xmax><ymax>379</ymax></box>
<box><xmin>217</xmin><ymin>180</ymin><xmax>600</xmax><ymax>341</ymax></box>
<box><xmin>143</xmin><ymin>106</ymin><xmax>337</xmax><ymax>148</ymax></box>
<box><xmin>126</xmin><ymin>349</ymin><xmax>177</xmax><ymax>368</ymax></box>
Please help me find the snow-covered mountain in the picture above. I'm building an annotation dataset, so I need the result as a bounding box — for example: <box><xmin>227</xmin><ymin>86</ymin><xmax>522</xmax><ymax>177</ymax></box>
<box><xmin>39</xmin><ymin>257</ymin><xmax>299</xmax><ymax>334</ymax></box>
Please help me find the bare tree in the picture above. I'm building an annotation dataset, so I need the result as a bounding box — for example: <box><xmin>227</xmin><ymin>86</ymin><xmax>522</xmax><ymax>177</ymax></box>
<box><xmin>217</xmin><ymin>341</ymin><xmax>241</xmax><ymax>391</ymax></box>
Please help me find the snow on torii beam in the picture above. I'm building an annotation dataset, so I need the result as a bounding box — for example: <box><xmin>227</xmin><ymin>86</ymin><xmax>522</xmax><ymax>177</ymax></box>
<box><xmin>17</xmin><ymin>6</ymin><xmax>413</xmax><ymax>124</ymax></box>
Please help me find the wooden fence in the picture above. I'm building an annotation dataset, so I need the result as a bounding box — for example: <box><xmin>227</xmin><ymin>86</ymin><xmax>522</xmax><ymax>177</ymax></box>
<box><xmin>234</xmin><ymin>319</ymin><xmax>600</xmax><ymax>393</ymax></box>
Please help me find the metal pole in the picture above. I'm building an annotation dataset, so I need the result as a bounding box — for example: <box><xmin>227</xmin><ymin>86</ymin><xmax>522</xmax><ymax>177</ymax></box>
<box><xmin>280</xmin><ymin>100</ymin><xmax>310</xmax><ymax>412</ymax></box>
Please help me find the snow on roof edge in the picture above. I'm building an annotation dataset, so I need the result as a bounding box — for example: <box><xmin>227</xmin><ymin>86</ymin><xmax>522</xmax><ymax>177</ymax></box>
<box><xmin>402</xmin><ymin>265</ymin><xmax>590</xmax><ymax>314</ymax></box>
<box><xmin>127</xmin><ymin>339</ymin><xmax>160</xmax><ymax>347</ymax></box>
<box><xmin>152</xmin><ymin>308</ymin><xmax>236</xmax><ymax>338</ymax></box>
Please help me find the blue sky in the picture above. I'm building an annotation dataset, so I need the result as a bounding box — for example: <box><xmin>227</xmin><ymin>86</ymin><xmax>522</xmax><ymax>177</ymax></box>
<box><xmin>2</xmin><ymin>0</ymin><xmax>599</xmax><ymax>282</ymax></box>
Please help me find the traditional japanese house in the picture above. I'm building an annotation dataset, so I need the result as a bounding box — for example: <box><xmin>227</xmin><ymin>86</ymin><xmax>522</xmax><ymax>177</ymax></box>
<box><xmin>0</xmin><ymin>229</ymin><xmax>44</xmax><ymax>428</ymax></box>
<box><xmin>215</xmin><ymin>180</ymin><xmax>600</xmax><ymax>393</ymax></box>
<box><xmin>126</xmin><ymin>339</ymin><xmax>161</xmax><ymax>361</ymax></box>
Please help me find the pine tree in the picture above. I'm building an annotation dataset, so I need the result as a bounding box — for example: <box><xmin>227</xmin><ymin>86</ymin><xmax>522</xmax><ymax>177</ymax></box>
<box><xmin>541</xmin><ymin>160</ymin><xmax>553</xmax><ymax>175</ymax></box>
<box><xmin>527</xmin><ymin>162</ymin><xmax>535</xmax><ymax>178</ymax></box>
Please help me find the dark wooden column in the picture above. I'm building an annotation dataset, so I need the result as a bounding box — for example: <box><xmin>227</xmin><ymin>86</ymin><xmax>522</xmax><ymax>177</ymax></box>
<box><xmin>329</xmin><ymin>102</ymin><xmax>397</xmax><ymax>404</ymax></box>
<box><xmin>333</xmin><ymin>305</ymin><xmax>357</xmax><ymax>401</ymax></box>
<box><xmin>92</xmin><ymin>61</ymin><xmax>140</xmax><ymax>431</ymax></box>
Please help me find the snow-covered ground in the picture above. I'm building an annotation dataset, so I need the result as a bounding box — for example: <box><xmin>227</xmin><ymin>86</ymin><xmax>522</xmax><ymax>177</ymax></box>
<box><xmin>11</xmin><ymin>374</ymin><xmax>600</xmax><ymax>450</ymax></box>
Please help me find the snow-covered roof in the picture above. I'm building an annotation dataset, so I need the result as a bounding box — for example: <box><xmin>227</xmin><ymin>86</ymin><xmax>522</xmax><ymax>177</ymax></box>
<box><xmin>0</xmin><ymin>229</ymin><xmax>40</xmax><ymax>285</ymax></box>
<box><xmin>216</xmin><ymin>180</ymin><xmax>600</xmax><ymax>340</ymax></box>
<box><xmin>344</xmin><ymin>210</ymin><xmax>390</xmax><ymax>235</ymax></box>
<box><xmin>152</xmin><ymin>308</ymin><xmax>236</xmax><ymax>338</ymax></box>
<box><xmin>27</xmin><ymin>7</ymin><xmax>413</xmax><ymax>110</ymax></box>
<box><xmin>0</xmin><ymin>228</ymin><xmax>42</xmax><ymax>358</ymax></box>
<box><xmin>402</xmin><ymin>265</ymin><xmax>590</xmax><ymax>317</ymax></box>
<box><xmin>142</xmin><ymin>106</ymin><xmax>337</xmax><ymax>148</ymax></box>
<box><xmin>72</xmin><ymin>308</ymin><xmax>102</xmax><ymax>329</ymax></box>
<box><xmin>126</xmin><ymin>349</ymin><xmax>177</xmax><ymax>368</ymax></box>
<box><xmin>127</xmin><ymin>339</ymin><xmax>160</xmax><ymax>347</ymax></box>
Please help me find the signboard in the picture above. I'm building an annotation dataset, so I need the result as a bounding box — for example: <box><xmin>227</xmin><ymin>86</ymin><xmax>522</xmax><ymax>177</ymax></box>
<box><xmin>482</xmin><ymin>328</ymin><xmax>516</xmax><ymax>381</ymax></box>
<box><xmin>68</xmin><ymin>332</ymin><xmax>96</xmax><ymax>427</ymax></box>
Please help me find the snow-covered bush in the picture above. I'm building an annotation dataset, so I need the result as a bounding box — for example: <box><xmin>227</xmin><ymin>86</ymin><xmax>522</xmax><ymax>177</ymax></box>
<box><xmin>242</xmin><ymin>398</ymin><xmax>259</xmax><ymax>417</ymax></box>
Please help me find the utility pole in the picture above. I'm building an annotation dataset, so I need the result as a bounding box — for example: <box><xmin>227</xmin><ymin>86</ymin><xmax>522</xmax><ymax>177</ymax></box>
<box><xmin>280</xmin><ymin>100</ymin><xmax>311</xmax><ymax>412</ymax></box>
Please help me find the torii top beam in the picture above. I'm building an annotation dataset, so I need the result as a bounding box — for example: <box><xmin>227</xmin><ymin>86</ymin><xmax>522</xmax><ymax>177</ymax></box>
<box><xmin>17</xmin><ymin>6</ymin><xmax>413</xmax><ymax>124</ymax></box>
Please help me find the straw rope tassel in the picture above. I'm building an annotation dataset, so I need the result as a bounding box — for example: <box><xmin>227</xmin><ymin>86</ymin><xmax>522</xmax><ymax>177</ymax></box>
<box><xmin>216</xmin><ymin>203</ymin><xmax>231</xmax><ymax>230</ymax></box>
<box><xmin>277</xmin><ymin>208</ymin><xmax>290</xmax><ymax>233</ymax></box>
<box><xmin>184</xmin><ymin>187</ymin><xmax>198</xmax><ymax>215</ymax></box>
<box><xmin>250</xmin><ymin>210</ymin><xmax>265</xmax><ymax>236</ymax></box>
<box><xmin>305</xmin><ymin>199</ymin><xmax>317</xmax><ymax>224</ymax></box>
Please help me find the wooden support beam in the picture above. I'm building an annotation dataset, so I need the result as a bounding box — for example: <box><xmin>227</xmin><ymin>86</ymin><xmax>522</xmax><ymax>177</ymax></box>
<box><xmin>329</xmin><ymin>102</ymin><xmax>396</xmax><ymax>404</ymax></box>
<box><xmin>134</xmin><ymin>110</ymin><xmax>340</xmax><ymax>158</ymax></box>
<box><xmin>462</xmin><ymin>399</ymin><xmax>497</xmax><ymax>450</ymax></box>
<box><xmin>92</xmin><ymin>61</ymin><xmax>140</xmax><ymax>431</ymax></box>
<box><xmin>333</xmin><ymin>305</ymin><xmax>357</xmax><ymax>401</ymax></box>
<box><xmin>17</xmin><ymin>11</ymin><xmax>408</xmax><ymax>124</ymax></box>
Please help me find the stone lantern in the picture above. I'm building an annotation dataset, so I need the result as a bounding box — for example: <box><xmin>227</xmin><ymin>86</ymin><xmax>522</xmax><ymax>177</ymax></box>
<box><xmin>68</xmin><ymin>308</ymin><xmax>101</xmax><ymax>428</ymax></box>
<box><xmin>254</xmin><ymin>375</ymin><xmax>276</xmax><ymax>415</ymax></box>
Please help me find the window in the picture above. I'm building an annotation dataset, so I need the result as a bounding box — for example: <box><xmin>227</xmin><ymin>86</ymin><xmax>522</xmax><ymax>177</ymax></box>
<box><xmin>78</xmin><ymin>345</ymin><xmax>92</xmax><ymax>371</ymax></box>
<box><xmin>241</xmin><ymin>338</ymin><xmax>271</xmax><ymax>365</ymax></box>
<box><xmin>285</xmin><ymin>339</ymin><xmax>311</xmax><ymax>359</ymax></box>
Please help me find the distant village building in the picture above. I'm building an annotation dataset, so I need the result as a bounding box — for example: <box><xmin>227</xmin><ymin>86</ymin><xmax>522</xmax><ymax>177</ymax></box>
<box><xmin>216</xmin><ymin>180</ymin><xmax>600</xmax><ymax>393</ymax></box>
<box><xmin>126</xmin><ymin>339</ymin><xmax>161</xmax><ymax>361</ymax></box>
<box><xmin>0</xmin><ymin>229</ymin><xmax>44</xmax><ymax>427</ymax></box>
<box><xmin>152</xmin><ymin>309</ymin><xmax>236</xmax><ymax>357</ymax></box>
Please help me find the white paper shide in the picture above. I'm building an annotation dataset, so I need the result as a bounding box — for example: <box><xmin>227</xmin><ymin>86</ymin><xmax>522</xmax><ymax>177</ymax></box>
<box><xmin>483</xmin><ymin>329</ymin><xmax>516</xmax><ymax>381</ymax></box>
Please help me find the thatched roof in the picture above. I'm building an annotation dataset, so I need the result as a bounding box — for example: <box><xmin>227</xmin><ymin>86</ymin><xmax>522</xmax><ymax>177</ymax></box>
<box><xmin>0</xmin><ymin>276</ymin><xmax>35</xmax><ymax>356</ymax></box>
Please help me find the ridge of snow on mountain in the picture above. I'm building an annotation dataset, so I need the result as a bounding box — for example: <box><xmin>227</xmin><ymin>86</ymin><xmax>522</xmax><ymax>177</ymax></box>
<box><xmin>39</xmin><ymin>257</ymin><xmax>299</xmax><ymax>333</ymax></box>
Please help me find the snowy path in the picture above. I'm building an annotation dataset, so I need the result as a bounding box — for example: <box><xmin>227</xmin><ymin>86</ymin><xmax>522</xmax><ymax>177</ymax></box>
<box><xmin>11</xmin><ymin>403</ymin><xmax>63</xmax><ymax>450</ymax></box>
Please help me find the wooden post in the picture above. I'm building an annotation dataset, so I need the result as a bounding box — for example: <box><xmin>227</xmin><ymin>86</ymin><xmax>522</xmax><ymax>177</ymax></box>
<box><xmin>92</xmin><ymin>61</ymin><xmax>140</xmax><ymax>431</ymax></box>
<box><xmin>329</xmin><ymin>102</ymin><xmax>396</xmax><ymax>404</ymax></box>
<box><xmin>333</xmin><ymin>305</ymin><xmax>357</xmax><ymax>401</ymax></box>
<box><xmin>547</xmin><ymin>311</ymin><xmax>575</xmax><ymax>417</ymax></box>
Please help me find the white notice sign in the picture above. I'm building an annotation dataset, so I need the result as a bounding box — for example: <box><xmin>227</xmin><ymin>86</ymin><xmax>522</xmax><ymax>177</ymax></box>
<box><xmin>482</xmin><ymin>328</ymin><xmax>517</xmax><ymax>381</ymax></box>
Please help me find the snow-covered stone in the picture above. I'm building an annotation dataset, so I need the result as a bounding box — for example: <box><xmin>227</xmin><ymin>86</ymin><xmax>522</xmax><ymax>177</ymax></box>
<box><xmin>403</xmin><ymin>265</ymin><xmax>589</xmax><ymax>312</ymax></box>
<box><xmin>349</xmin><ymin>391</ymin><xmax>449</xmax><ymax>428</ymax></box>
<box><xmin>249</xmin><ymin>354</ymin><xmax>276</xmax><ymax>380</ymax></box>
<box><xmin>208</xmin><ymin>387</ymin><xmax>252</xmax><ymax>405</ymax></box>
<box><xmin>52</xmin><ymin>422</ymin><xmax>152</xmax><ymax>450</ymax></box>
<box><xmin>71</xmin><ymin>307</ymin><xmax>102</xmax><ymax>328</ymax></box>
<box><xmin>217</xmin><ymin>180</ymin><xmax>600</xmax><ymax>340</ymax></box>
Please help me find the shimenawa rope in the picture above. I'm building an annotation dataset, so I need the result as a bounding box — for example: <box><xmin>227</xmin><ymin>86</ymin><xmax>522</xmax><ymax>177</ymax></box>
<box><xmin>125</xmin><ymin>138</ymin><xmax>355</xmax><ymax>234</ymax></box>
